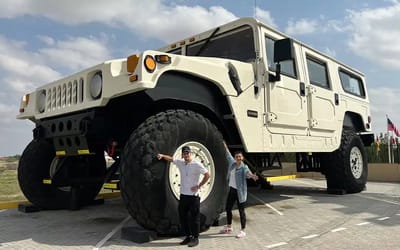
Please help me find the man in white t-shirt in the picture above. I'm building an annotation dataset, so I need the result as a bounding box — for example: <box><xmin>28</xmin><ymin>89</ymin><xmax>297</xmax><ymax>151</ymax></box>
<box><xmin>157</xmin><ymin>146</ymin><xmax>210</xmax><ymax>247</ymax></box>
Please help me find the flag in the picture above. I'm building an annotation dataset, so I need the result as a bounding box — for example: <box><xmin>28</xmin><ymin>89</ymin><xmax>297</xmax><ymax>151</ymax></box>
<box><xmin>387</xmin><ymin>117</ymin><xmax>400</xmax><ymax>137</ymax></box>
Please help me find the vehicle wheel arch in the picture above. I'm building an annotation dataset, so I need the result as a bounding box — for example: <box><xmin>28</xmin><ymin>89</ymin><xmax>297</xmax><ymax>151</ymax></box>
<box><xmin>146</xmin><ymin>70</ymin><xmax>242</xmax><ymax>144</ymax></box>
<box><xmin>99</xmin><ymin>70</ymin><xmax>243</xmax><ymax>156</ymax></box>
<box><xmin>343</xmin><ymin>112</ymin><xmax>365</xmax><ymax>132</ymax></box>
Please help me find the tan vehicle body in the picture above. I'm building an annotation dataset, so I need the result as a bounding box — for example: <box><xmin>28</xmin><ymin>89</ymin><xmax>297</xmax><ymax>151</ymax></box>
<box><xmin>17</xmin><ymin>18</ymin><xmax>373</xmax><ymax>235</ymax></box>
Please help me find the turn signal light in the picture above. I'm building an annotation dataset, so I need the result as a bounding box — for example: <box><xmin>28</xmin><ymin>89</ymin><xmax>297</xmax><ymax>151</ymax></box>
<box><xmin>155</xmin><ymin>55</ymin><xmax>171</xmax><ymax>64</ymax></box>
<box><xmin>129</xmin><ymin>74</ymin><xmax>138</xmax><ymax>82</ymax></box>
<box><xmin>22</xmin><ymin>94</ymin><xmax>30</xmax><ymax>106</ymax></box>
<box><xmin>19</xmin><ymin>93</ymin><xmax>30</xmax><ymax>113</ymax></box>
<box><xmin>127</xmin><ymin>54</ymin><xmax>139</xmax><ymax>73</ymax></box>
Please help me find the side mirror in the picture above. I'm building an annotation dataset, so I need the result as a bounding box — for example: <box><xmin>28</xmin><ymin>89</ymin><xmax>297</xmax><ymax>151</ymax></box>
<box><xmin>269</xmin><ymin>38</ymin><xmax>294</xmax><ymax>82</ymax></box>
<box><xmin>274</xmin><ymin>38</ymin><xmax>294</xmax><ymax>63</ymax></box>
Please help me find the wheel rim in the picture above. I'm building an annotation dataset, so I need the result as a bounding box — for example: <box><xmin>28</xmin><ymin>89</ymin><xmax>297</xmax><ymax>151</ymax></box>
<box><xmin>49</xmin><ymin>157</ymin><xmax>71</xmax><ymax>192</ymax></box>
<box><xmin>168</xmin><ymin>141</ymin><xmax>216</xmax><ymax>203</ymax></box>
<box><xmin>350</xmin><ymin>146</ymin><xmax>363</xmax><ymax>179</ymax></box>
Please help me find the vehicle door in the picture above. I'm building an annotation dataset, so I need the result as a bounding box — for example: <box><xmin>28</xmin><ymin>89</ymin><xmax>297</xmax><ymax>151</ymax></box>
<box><xmin>263</xmin><ymin>34</ymin><xmax>308</xmax><ymax>136</ymax></box>
<box><xmin>300</xmin><ymin>47</ymin><xmax>338</xmax><ymax>136</ymax></box>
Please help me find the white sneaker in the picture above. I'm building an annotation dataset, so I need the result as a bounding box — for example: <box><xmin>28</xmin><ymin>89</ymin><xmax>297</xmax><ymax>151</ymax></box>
<box><xmin>236</xmin><ymin>230</ymin><xmax>246</xmax><ymax>238</ymax></box>
<box><xmin>219</xmin><ymin>226</ymin><xmax>233</xmax><ymax>234</ymax></box>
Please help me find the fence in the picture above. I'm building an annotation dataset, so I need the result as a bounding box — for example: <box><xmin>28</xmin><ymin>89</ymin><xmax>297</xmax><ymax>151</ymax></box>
<box><xmin>366</xmin><ymin>142</ymin><xmax>400</xmax><ymax>164</ymax></box>
<box><xmin>271</xmin><ymin>143</ymin><xmax>397</xmax><ymax>164</ymax></box>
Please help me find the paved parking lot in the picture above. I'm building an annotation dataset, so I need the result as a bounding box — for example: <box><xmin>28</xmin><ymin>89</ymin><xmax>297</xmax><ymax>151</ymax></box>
<box><xmin>1</xmin><ymin>178</ymin><xmax>399</xmax><ymax>249</ymax></box>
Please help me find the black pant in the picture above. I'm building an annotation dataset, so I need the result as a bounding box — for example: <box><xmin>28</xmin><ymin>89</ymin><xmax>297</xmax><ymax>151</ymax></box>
<box><xmin>179</xmin><ymin>194</ymin><xmax>200</xmax><ymax>238</ymax></box>
<box><xmin>226</xmin><ymin>187</ymin><xmax>246</xmax><ymax>230</ymax></box>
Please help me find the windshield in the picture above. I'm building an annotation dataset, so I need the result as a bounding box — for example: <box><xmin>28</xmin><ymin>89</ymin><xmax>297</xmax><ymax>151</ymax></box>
<box><xmin>186</xmin><ymin>25</ymin><xmax>256</xmax><ymax>62</ymax></box>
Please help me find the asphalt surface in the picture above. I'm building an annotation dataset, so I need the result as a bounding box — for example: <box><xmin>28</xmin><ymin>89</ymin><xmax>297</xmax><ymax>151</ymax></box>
<box><xmin>1</xmin><ymin>178</ymin><xmax>399</xmax><ymax>249</ymax></box>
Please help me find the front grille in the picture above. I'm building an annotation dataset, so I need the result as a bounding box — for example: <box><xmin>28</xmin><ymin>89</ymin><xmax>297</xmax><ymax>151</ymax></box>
<box><xmin>45</xmin><ymin>78</ymin><xmax>84</xmax><ymax>112</ymax></box>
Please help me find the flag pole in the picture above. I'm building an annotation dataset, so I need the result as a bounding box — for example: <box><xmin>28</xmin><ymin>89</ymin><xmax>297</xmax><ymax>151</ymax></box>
<box><xmin>387</xmin><ymin>114</ymin><xmax>391</xmax><ymax>163</ymax></box>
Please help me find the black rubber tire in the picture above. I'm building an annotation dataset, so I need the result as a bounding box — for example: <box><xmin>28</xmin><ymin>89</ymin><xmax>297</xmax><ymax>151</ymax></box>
<box><xmin>18</xmin><ymin>139</ymin><xmax>106</xmax><ymax>209</ymax></box>
<box><xmin>120</xmin><ymin>110</ymin><xmax>228</xmax><ymax>235</ymax></box>
<box><xmin>324</xmin><ymin>129</ymin><xmax>368</xmax><ymax>193</ymax></box>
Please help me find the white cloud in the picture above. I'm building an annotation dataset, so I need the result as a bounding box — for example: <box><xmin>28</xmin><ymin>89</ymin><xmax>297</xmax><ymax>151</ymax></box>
<box><xmin>0</xmin><ymin>103</ymin><xmax>18</xmax><ymax>124</ymax></box>
<box><xmin>37</xmin><ymin>35</ymin><xmax>55</xmax><ymax>46</ymax></box>
<box><xmin>0</xmin><ymin>101</ymin><xmax>32</xmax><ymax>156</ymax></box>
<box><xmin>0</xmin><ymin>0</ymin><xmax>30</xmax><ymax>18</ymax></box>
<box><xmin>369</xmin><ymin>87</ymin><xmax>400</xmax><ymax>134</ymax></box>
<box><xmin>39</xmin><ymin>36</ymin><xmax>111</xmax><ymax>71</ymax></box>
<box><xmin>254</xmin><ymin>7</ymin><xmax>277</xmax><ymax>28</ymax></box>
<box><xmin>0</xmin><ymin>34</ymin><xmax>112</xmax><ymax>92</ymax></box>
<box><xmin>126</xmin><ymin>5</ymin><xmax>237</xmax><ymax>43</ymax></box>
<box><xmin>347</xmin><ymin>3</ymin><xmax>400</xmax><ymax>69</ymax></box>
<box><xmin>0</xmin><ymin>0</ymin><xmax>237</xmax><ymax>43</ymax></box>
<box><xmin>3</xmin><ymin>77</ymin><xmax>36</xmax><ymax>94</ymax></box>
<box><xmin>0</xmin><ymin>35</ymin><xmax>61</xmax><ymax>94</ymax></box>
<box><xmin>325</xmin><ymin>19</ymin><xmax>350</xmax><ymax>33</ymax></box>
<box><xmin>285</xmin><ymin>18</ymin><xmax>318</xmax><ymax>35</ymax></box>
<box><xmin>324</xmin><ymin>47</ymin><xmax>337</xmax><ymax>58</ymax></box>
<box><xmin>0</xmin><ymin>54</ymin><xmax>60</xmax><ymax>85</ymax></box>
<box><xmin>0</xmin><ymin>110</ymin><xmax>33</xmax><ymax>156</ymax></box>
<box><xmin>0</xmin><ymin>0</ymin><xmax>129</xmax><ymax>23</ymax></box>
<box><xmin>0</xmin><ymin>33</ymin><xmax>113</xmax><ymax>156</ymax></box>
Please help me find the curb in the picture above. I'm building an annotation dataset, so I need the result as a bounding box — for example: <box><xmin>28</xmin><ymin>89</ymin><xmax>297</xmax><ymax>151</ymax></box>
<box><xmin>266</xmin><ymin>175</ymin><xmax>298</xmax><ymax>182</ymax></box>
<box><xmin>0</xmin><ymin>192</ymin><xmax>121</xmax><ymax>210</ymax></box>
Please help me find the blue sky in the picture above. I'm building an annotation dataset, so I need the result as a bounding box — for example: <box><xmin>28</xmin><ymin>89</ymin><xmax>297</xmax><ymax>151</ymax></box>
<box><xmin>0</xmin><ymin>0</ymin><xmax>399</xmax><ymax>156</ymax></box>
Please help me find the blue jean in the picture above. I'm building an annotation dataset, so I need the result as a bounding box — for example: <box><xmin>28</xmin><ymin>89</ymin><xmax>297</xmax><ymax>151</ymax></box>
<box><xmin>226</xmin><ymin>187</ymin><xmax>246</xmax><ymax>229</ymax></box>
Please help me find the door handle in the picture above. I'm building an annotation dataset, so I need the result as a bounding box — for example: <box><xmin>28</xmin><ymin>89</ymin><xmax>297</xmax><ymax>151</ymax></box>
<box><xmin>300</xmin><ymin>82</ymin><xmax>306</xmax><ymax>96</ymax></box>
<box><xmin>334</xmin><ymin>93</ymin><xmax>339</xmax><ymax>105</ymax></box>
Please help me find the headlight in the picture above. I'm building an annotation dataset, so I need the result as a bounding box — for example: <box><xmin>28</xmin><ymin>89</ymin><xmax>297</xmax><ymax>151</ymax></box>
<box><xmin>90</xmin><ymin>72</ymin><xmax>102</xmax><ymax>99</ymax></box>
<box><xmin>37</xmin><ymin>90</ymin><xmax>46</xmax><ymax>113</ymax></box>
<box><xmin>144</xmin><ymin>55</ymin><xmax>156</xmax><ymax>73</ymax></box>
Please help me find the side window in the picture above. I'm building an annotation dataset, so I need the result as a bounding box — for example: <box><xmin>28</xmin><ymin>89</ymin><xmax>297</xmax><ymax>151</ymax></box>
<box><xmin>339</xmin><ymin>70</ymin><xmax>365</xmax><ymax>97</ymax></box>
<box><xmin>306</xmin><ymin>56</ymin><xmax>330</xmax><ymax>89</ymax></box>
<box><xmin>265</xmin><ymin>36</ymin><xmax>297</xmax><ymax>78</ymax></box>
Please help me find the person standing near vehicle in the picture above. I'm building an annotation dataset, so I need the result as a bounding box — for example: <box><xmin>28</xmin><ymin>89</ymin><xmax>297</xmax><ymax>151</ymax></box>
<box><xmin>157</xmin><ymin>145</ymin><xmax>210</xmax><ymax>247</ymax></box>
<box><xmin>219</xmin><ymin>142</ymin><xmax>258</xmax><ymax>238</ymax></box>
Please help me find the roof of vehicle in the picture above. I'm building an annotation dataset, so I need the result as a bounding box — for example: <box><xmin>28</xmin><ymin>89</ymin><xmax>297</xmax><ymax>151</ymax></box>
<box><xmin>158</xmin><ymin>17</ymin><xmax>364</xmax><ymax>77</ymax></box>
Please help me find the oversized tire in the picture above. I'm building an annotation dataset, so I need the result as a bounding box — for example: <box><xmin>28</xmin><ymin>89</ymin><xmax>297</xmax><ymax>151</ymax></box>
<box><xmin>324</xmin><ymin>129</ymin><xmax>368</xmax><ymax>193</ymax></box>
<box><xmin>18</xmin><ymin>139</ymin><xmax>106</xmax><ymax>209</ymax></box>
<box><xmin>120</xmin><ymin>110</ymin><xmax>228</xmax><ymax>235</ymax></box>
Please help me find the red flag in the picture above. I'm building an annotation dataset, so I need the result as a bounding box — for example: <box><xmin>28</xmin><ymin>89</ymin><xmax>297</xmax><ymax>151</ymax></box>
<box><xmin>387</xmin><ymin>118</ymin><xmax>400</xmax><ymax>136</ymax></box>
